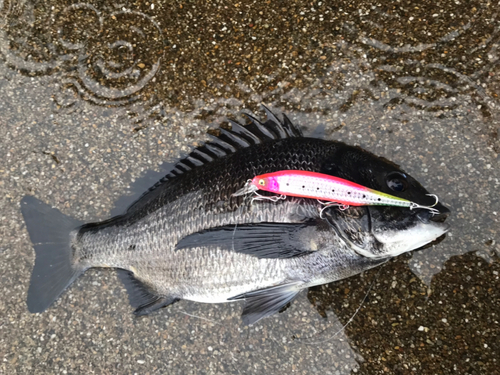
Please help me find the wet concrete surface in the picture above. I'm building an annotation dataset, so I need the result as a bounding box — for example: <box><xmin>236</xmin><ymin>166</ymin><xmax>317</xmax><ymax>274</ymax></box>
<box><xmin>0</xmin><ymin>0</ymin><xmax>499</xmax><ymax>374</ymax></box>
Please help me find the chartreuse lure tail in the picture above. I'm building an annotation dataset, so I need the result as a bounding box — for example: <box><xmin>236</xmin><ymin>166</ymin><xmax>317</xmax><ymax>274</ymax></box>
<box><xmin>233</xmin><ymin>170</ymin><xmax>439</xmax><ymax>213</ymax></box>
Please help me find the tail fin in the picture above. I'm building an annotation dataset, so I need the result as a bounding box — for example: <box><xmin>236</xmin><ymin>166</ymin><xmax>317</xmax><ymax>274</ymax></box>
<box><xmin>20</xmin><ymin>196</ymin><xmax>84</xmax><ymax>313</ymax></box>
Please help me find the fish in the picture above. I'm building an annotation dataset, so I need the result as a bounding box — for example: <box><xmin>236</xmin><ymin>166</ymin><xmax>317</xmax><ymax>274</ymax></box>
<box><xmin>233</xmin><ymin>170</ymin><xmax>440</xmax><ymax>213</ymax></box>
<box><xmin>20</xmin><ymin>107</ymin><xmax>451</xmax><ymax>325</ymax></box>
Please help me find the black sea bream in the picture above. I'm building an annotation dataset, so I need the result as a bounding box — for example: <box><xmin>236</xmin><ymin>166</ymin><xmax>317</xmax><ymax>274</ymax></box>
<box><xmin>21</xmin><ymin>108</ymin><xmax>450</xmax><ymax>324</ymax></box>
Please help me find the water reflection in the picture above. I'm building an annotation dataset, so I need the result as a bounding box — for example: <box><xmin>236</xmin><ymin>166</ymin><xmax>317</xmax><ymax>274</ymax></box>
<box><xmin>1</xmin><ymin>0</ymin><xmax>499</xmax><ymax>120</ymax></box>
<box><xmin>1</xmin><ymin>1</ymin><xmax>163</xmax><ymax>110</ymax></box>
<box><xmin>350</xmin><ymin>1</ymin><xmax>499</xmax><ymax>113</ymax></box>
<box><xmin>307</xmin><ymin>251</ymin><xmax>500</xmax><ymax>374</ymax></box>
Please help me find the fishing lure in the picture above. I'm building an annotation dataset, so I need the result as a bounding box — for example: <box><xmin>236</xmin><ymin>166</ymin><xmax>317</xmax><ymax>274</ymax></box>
<box><xmin>233</xmin><ymin>170</ymin><xmax>440</xmax><ymax>214</ymax></box>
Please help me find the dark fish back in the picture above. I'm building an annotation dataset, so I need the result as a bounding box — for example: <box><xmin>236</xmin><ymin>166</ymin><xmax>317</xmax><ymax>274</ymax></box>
<box><xmin>78</xmin><ymin>111</ymin><xmax>337</xmax><ymax>235</ymax></box>
<box><xmin>123</xmin><ymin>138</ymin><xmax>336</xmax><ymax>223</ymax></box>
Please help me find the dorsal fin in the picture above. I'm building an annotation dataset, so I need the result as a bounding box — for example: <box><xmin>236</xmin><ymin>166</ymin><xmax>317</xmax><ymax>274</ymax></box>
<box><xmin>191</xmin><ymin>149</ymin><xmax>214</xmax><ymax>163</ymax></box>
<box><xmin>283</xmin><ymin>113</ymin><xmax>303</xmax><ymax>137</ymax></box>
<box><xmin>125</xmin><ymin>107</ymin><xmax>302</xmax><ymax>213</ymax></box>
<box><xmin>227</xmin><ymin>119</ymin><xmax>262</xmax><ymax>144</ymax></box>
<box><xmin>203</xmin><ymin>143</ymin><xmax>228</xmax><ymax>157</ymax></box>
<box><xmin>262</xmin><ymin>105</ymin><xmax>288</xmax><ymax>138</ymax></box>
<box><xmin>219</xmin><ymin>128</ymin><xmax>252</xmax><ymax>148</ymax></box>
<box><xmin>243</xmin><ymin>113</ymin><xmax>278</xmax><ymax>140</ymax></box>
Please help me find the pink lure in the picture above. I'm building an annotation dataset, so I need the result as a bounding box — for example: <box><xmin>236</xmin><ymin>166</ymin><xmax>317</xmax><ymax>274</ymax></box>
<box><xmin>234</xmin><ymin>170</ymin><xmax>439</xmax><ymax>212</ymax></box>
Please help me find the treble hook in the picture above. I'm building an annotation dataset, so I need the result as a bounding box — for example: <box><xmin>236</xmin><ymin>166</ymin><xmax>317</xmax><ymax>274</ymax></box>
<box><xmin>409</xmin><ymin>194</ymin><xmax>440</xmax><ymax>215</ymax></box>
<box><xmin>233</xmin><ymin>179</ymin><xmax>286</xmax><ymax>204</ymax></box>
<box><xmin>232</xmin><ymin>179</ymin><xmax>257</xmax><ymax>197</ymax></box>
<box><xmin>318</xmin><ymin>199</ymin><xmax>350</xmax><ymax>219</ymax></box>
<box><xmin>251</xmin><ymin>191</ymin><xmax>286</xmax><ymax>204</ymax></box>
<box><xmin>426</xmin><ymin>194</ymin><xmax>439</xmax><ymax>207</ymax></box>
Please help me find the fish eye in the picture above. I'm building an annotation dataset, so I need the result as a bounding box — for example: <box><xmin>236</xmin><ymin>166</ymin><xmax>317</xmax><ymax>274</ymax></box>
<box><xmin>259</xmin><ymin>179</ymin><xmax>265</xmax><ymax>186</ymax></box>
<box><xmin>386</xmin><ymin>172</ymin><xmax>408</xmax><ymax>192</ymax></box>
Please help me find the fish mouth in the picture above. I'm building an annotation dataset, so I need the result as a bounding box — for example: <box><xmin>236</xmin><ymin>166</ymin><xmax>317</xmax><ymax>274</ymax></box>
<box><xmin>429</xmin><ymin>210</ymin><xmax>450</xmax><ymax>223</ymax></box>
<box><xmin>416</xmin><ymin>203</ymin><xmax>450</xmax><ymax>224</ymax></box>
<box><xmin>323</xmin><ymin>204</ymin><xmax>450</xmax><ymax>259</ymax></box>
<box><xmin>414</xmin><ymin>232</ymin><xmax>448</xmax><ymax>251</ymax></box>
<box><xmin>371</xmin><ymin>220</ymin><xmax>450</xmax><ymax>258</ymax></box>
<box><xmin>362</xmin><ymin>204</ymin><xmax>451</xmax><ymax>258</ymax></box>
<box><xmin>406</xmin><ymin>221</ymin><xmax>450</xmax><ymax>252</ymax></box>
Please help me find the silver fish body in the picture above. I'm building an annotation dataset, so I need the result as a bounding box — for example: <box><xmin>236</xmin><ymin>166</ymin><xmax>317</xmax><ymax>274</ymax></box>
<box><xmin>76</xmin><ymin>198</ymin><xmax>384</xmax><ymax>303</ymax></box>
<box><xmin>21</xmin><ymin>109</ymin><xmax>450</xmax><ymax>324</ymax></box>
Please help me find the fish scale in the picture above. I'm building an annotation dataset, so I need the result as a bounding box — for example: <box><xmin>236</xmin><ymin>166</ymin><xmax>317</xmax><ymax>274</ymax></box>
<box><xmin>21</xmin><ymin>108</ymin><xmax>449</xmax><ymax>324</ymax></box>
<box><xmin>75</xmin><ymin>139</ymin><xmax>372</xmax><ymax>301</ymax></box>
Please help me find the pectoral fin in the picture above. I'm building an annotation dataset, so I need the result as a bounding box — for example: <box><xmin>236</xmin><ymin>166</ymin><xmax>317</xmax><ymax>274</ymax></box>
<box><xmin>229</xmin><ymin>283</ymin><xmax>303</xmax><ymax>325</ymax></box>
<box><xmin>175</xmin><ymin>222</ymin><xmax>316</xmax><ymax>258</ymax></box>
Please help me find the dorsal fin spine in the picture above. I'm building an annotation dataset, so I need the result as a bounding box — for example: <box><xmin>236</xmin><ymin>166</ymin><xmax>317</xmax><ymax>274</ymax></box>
<box><xmin>283</xmin><ymin>113</ymin><xmax>303</xmax><ymax>137</ymax></box>
<box><xmin>185</xmin><ymin>156</ymin><xmax>204</xmax><ymax>167</ymax></box>
<box><xmin>207</xmin><ymin>135</ymin><xmax>237</xmax><ymax>153</ymax></box>
<box><xmin>243</xmin><ymin>113</ymin><xmax>277</xmax><ymax>140</ymax></box>
<box><xmin>125</xmin><ymin>108</ymin><xmax>302</xmax><ymax>213</ymax></box>
<box><xmin>228</xmin><ymin>120</ymin><xmax>262</xmax><ymax>145</ymax></box>
<box><xmin>192</xmin><ymin>149</ymin><xmax>214</xmax><ymax>162</ymax></box>
<box><xmin>204</xmin><ymin>143</ymin><xmax>227</xmax><ymax>157</ymax></box>
<box><xmin>262</xmin><ymin>106</ymin><xmax>287</xmax><ymax>138</ymax></box>
<box><xmin>219</xmin><ymin>128</ymin><xmax>252</xmax><ymax>148</ymax></box>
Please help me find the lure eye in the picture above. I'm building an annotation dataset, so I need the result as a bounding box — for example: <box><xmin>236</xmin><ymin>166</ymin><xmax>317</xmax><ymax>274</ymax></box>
<box><xmin>258</xmin><ymin>179</ymin><xmax>266</xmax><ymax>186</ymax></box>
<box><xmin>386</xmin><ymin>172</ymin><xmax>408</xmax><ymax>192</ymax></box>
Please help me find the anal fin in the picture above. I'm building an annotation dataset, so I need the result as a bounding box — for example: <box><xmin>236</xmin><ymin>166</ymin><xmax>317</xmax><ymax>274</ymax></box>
<box><xmin>229</xmin><ymin>282</ymin><xmax>303</xmax><ymax>325</ymax></box>
<box><xmin>117</xmin><ymin>269</ymin><xmax>179</xmax><ymax>316</ymax></box>
<box><xmin>133</xmin><ymin>296</ymin><xmax>180</xmax><ymax>316</ymax></box>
